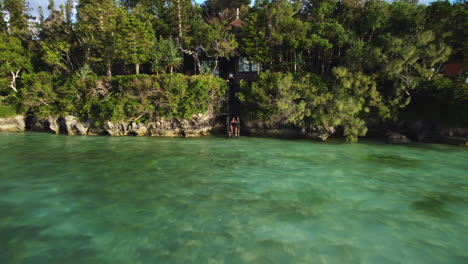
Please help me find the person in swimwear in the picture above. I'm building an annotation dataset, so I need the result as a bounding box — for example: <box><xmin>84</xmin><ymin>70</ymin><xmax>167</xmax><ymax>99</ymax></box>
<box><xmin>230</xmin><ymin>117</ymin><xmax>236</xmax><ymax>136</ymax></box>
<box><xmin>234</xmin><ymin>117</ymin><xmax>240</xmax><ymax>137</ymax></box>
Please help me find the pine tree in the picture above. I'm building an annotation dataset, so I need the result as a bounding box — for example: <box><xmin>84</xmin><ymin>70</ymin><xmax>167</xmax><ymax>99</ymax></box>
<box><xmin>77</xmin><ymin>0</ymin><xmax>125</xmax><ymax>77</ymax></box>
<box><xmin>3</xmin><ymin>0</ymin><xmax>30</xmax><ymax>35</ymax></box>
<box><xmin>117</xmin><ymin>9</ymin><xmax>155</xmax><ymax>74</ymax></box>
<box><xmin>0</xmin><ymin>33</ymin><xmax>32</xmax><ymax>93</ymax></box>
<box><xmin>65</xmin><ymin>0</ymin><xmax>74</xmax><ymax>25</ymax></box>
<box><xmin>0</xmin><ymin>1</ymin><xmax>7</xmax><ymax>33</ymax></box>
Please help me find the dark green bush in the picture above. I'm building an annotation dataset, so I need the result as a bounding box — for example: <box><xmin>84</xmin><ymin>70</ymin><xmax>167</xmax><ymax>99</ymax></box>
<box><xmin>0</xmin><ymin>104</ymin><xmax>18</xmax><ymax>117</ymax></box>
<box><xmin>18</xmin><ymin>72</ymin><xmax>57</xmax><ymax>118</ymax></box>
<box><xmin>239</xmin><ymin>70</ymin><xmax>388</xmax><ymax>142</ymax></box>
<box><xmin>10</xmin><ymin>69</ymin><xmax>227</xmax><ymax>123</ymax></box>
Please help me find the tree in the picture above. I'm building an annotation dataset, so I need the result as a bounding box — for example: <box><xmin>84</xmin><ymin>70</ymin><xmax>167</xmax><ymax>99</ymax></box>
<box><xmin>0</xmin><ymin>1</ymin><xmax>8</xmax><ymax>33</ymax></box>
<box><xmin>65</xmin><ymin>0</ymin><xmax>74</xmax><ymax>25</ymax></box>
<box><xmin>117</xmin><ymin>8</ymin><xmax>155</xmax><ymax>74</ymax></box>
<box><xmin>3</xmin><ymin>0</ymin><xmax>30</xmax><ymax>35</ymax></box>
<box><xmin>241</xmin><ymin>0</ymin><xmax>307</xmax><ymax>72</ymax></box>
<box><xmin>203</xmin><ymin>17</ymin><xmax>238</xmax><ymax>71</ymax></box>
<box><xmin>182</xmin><ymin>15</ymin><xmax>238</xmax><ymax>74</ymax></box>
<box><xmin>240</xmin><ymin>12</ymin><xmax>270</xmax><ymax>71</ymax></box>
<box><xmin>40</xmin><ymin>40</ymin><xmax>73</xmax><ymax>74</ymax></box>
<box><xmin>0</xmin><ymin>33</ymin><xmax>32</xmax><ymax>94</ymax></box>
<box><xmin>152</xmin><ymin>37</ymin><xmax>183</xmax><ymax>74</ymax></box>
<box><xmin>202</xmin><ymin>0</ymin><xmax>251</xmax><ymax>17</ymax></box>
<box><xmin>76</xmin><ymin>0</ymin><xmax>125</xmax><ymax>77</ymax></box>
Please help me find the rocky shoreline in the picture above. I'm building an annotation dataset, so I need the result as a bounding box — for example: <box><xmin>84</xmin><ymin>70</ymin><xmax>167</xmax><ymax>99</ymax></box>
<box><xmin>1</xmin><ymin>114</ymin><xmax>223</xmax><ymax>137</ymax></box>
<box><xmin>1</xmin><ymin>115</ymin><xmax>467</xmax><ymax>146</ymax></box>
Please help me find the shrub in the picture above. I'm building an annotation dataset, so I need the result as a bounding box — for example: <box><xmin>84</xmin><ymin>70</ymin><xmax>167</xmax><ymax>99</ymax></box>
<box><xmin>239</xmin><ymin>70</ymin><xmax>387</xmax><ymax>142</ymax></box>
<box><xmin>18</xmin><ymin>72</ymin><xmax>57</xmax><ymax>118</ymax></box>
<box><xmin>0</xmin><ymin>104</ymin><xmax>18</xmax><ymax>117</ymax></box>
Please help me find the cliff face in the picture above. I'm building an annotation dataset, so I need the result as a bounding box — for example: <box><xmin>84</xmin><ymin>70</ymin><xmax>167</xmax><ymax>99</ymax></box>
<box><xmin>1</xmin><ymin>114</ymin><xmax>220</xmax><ymax>137</ymax></box>
<box><xmin>1</xmin><ymin>115</ymin><xmax>466</xmax><ymax>146</ymax></box>
<box><xmin>0</xmin><ymin>116</ymin><xmax>26</xmax><ymax>132</ymax></box>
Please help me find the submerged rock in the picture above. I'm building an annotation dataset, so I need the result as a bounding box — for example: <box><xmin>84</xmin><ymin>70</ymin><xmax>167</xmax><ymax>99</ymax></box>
<box><xmin>386</xmin><ymin>131</ymin><xmax>411</xmax><ymax>144</ymax></box>
<box><xmin>0</xmin><ymin>116</ymin><xmax>25</xmax><ymax>132</ymax></box>
<box><xmin>301</xmin><ymin>126</ymin><xmax>336</xmax><ymax>141</ymax></box>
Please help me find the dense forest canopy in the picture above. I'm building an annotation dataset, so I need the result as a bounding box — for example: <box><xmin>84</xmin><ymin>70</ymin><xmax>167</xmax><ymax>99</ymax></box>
<box><xmin>0</xmin><ymin>0</ymin><xmax>466</xmax><ymax>141</ymax></box>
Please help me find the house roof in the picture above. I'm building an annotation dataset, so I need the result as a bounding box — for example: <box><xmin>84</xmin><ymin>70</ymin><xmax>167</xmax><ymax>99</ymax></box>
<box><xmin>229</xmin><ymin>18</ymin><xmax>246</xmax><ymax>28</ymax></box>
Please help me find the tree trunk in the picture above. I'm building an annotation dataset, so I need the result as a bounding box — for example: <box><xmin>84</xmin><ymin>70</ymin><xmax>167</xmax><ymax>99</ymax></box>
<box><xmin>294</xmin><ymin>51</ymin><xmax>297</xmax><ymax>73</ymax></box>
<box><xmin>195</xmin><ymin>55</ymin><xmax>202</xmax><ymax>74</ymax></box>
<box><xmin>170</xmin><ymin>66</ymin><xmax>173</xmax><ymax>75</ymax></box>
<box><xmin>106</xmin><ymin>60</ymin><xmax>112</xmax><ymax>78</ymax></box>
<box><xmin>177</xmin><ymin>0</ymin><xmax>182</xmax><ymax>39</ymax></box>
<box><xmin>136</xmin><ymin>64</ymin><xmax>140</xmax><ymax>75</ymax></box>
<box><xmin>9</xmin><ymin>70</ymin><xmax>20</xmax><ymax>92</ymax></box>
<box><xmin>213</xmin><ymin>58</ymin><xmax>219</xmax><ymax>75</ymax></box>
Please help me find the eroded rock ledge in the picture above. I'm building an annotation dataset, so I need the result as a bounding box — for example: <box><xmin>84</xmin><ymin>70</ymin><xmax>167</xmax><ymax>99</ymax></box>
<box><xmin>242</xmin><ymin>121</ymin><xmax>336</xmax><ymax>141</ymax></box>
<box><xmin>1</xmin><ymin>114</ymin><xmax>220</xmax><ymax>137</ymax></box>
<box><xmin>1</xmin><ymin>115</ymin><xmax>466</xmax><ymax>146</ymax></box>
<box><xmin>0</xmin><ymin>116</ymin><xmax>26</xmax><ymax>132</ymax></box>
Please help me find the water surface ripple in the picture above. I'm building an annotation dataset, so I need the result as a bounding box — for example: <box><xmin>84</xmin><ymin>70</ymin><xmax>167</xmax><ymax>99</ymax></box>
<box><xmin>1</xmin><ymin>132</ymin><xmax>467</xmax><ymax>263</ymax></box>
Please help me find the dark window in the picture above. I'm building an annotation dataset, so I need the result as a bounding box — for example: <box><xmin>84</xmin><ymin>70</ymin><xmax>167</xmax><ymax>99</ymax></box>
<box><xmin>201</xmin><ymin>60</ymin><xmax>219</xmax><ymax>77</ymax></box>
<box><xmin>239</xmin><ymin>57</ymin><xmax>250</xmax><ymax>72</ymax></box>
<box><xmin>239</xmin><ymin>57</ymin><xmax>260</xmax><ymax>73</ymax></box>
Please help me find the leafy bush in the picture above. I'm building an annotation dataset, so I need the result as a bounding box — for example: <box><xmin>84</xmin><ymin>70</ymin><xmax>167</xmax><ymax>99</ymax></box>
<box><xmin>108</xmin><ymin>74</ymin><xmax>227</xmax><ymax>121</ymax></box>
<box><xmin>239</xmin><ymin>70</ymin><xmax>391</xmax><ymax>142</ymax></box>
<box><xmin>0</xmin><ymin>105</ymin><xmax>18</xmax><ymax>117</ymax></box>
<box><xmin>10</xmin><ymin>70</ymin><xmax>227</xmax><ymax>123</ymax></box>
<box><xmin>18</xmin><ymin>72</ymin><xmax>57</xmax><ymax>118</ymax></box>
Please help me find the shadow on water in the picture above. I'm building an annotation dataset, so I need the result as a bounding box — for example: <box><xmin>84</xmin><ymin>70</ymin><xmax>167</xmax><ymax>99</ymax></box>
<box><xmin>0</xmin><ymin>225</ymin><xmax>98</xmax><ymax>264</ymax></box>
<box><xmin>366</xmin><ymin>154</ymin><xmax>422</xmax><ymax>168</ymax></box>
<box><xmin>411</xmin><ymin>192</ymin><xmax>463</xmax><ymax>217</ymax></box>
<box><xmin>0</xmin><ymin>202</ymin><xmax>98</xmax><ymax>264</ymax></box>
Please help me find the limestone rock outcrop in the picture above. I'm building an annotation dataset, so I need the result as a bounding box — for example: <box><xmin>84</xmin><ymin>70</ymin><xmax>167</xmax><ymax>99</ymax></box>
<box><xmin>23</xmin><ymin>113</ymin><xmax>217</xmax><ymax>137</ymax></box>
<box><xmin>28</xmin><ymin>116</ymin><xmax>60</xmax><ymax>134</ymax></box>
<box><xmin>59</xmin><ymin>116</ymin><xmax>90</xmax><ymax>135</ymax></box>
<box><xmin>0</xmin><ymin>116</ymin><xmax>25</xmax><ymax>132</ymax></box>
<box><xmin>301</xmin><ymin>126</ymin><xmax>336</xmax><ymax>141</ymax></box>
<box><xmin>386</xmin><ymin>131</ymin><xmax>411</xmax><ymax>144</ymax></box>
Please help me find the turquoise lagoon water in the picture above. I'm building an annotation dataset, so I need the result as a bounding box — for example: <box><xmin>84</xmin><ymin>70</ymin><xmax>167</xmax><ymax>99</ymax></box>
<box><xmin>0</xmin><ymin>132</ymin><xmax>467</xmax><ymax>264</ymax></box>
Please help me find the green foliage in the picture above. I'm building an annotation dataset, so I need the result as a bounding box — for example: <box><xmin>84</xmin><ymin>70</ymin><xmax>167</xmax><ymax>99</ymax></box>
<box><xmin>18</xmin><ymin>72</ymin><xmax>57</xmax><ymax>117</ymax></box>
<box><xmin>0</xmin><ymin>1</ymin><xmax>8</xmax><ymax>33</ymax></box>
<box><xmin>3</xmin><ymin>0</ymin><xmax>30</xmax><ymax>34</ymax></box>
<box><xmin>94</xmin><ymin>74</ymin><xmax>227</xmax><ymax>122</ymax></box>
<box><xmin>152</xmin><ymin>37</ymin><xmax>183</xmax><ymax>74</ymax></box>
<box><xmin>240</xmin><ymin>69</ymin><xmax>394</xmax><ymax>142</ymax></box>
<box><xmin>1</xmin><ymin>0</ymin><xmax>466</xmax><ymax>141</ymax></box>
<box><xmin>0</xmin><ymin>33</ymin><xmax>32</xmax><ymax>94</ymax></box>
<box><xmin>116</xmin><ymin>8</ymin><xmax>155</xmax><ymax>74</ymax></box>
<box><xmin>40</xmin><ymin>40</ymin><xmax>73</xmax><ymax>74</ymax></box>
<box><xmin>419</xmin><ymin>75</ymin><xmax>468</xmax><ymax>105</ymax></box>
<box><xmin>76</xmin><ymin>0</ymin><xmax>125</xmax><ymax>76</ymax></box>
<box><xmin>0</xmin><ymin>104</ymin><xmax>18</xmax><ymax>117</ymax></box>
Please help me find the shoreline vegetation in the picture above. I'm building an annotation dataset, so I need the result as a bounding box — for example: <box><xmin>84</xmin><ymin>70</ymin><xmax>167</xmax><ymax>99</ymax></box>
<box><xmin>1</xmin><ymin>112</ymin><xmax>467</xmax><ymax>146</ymax></box>
<box><xmin>1</xmin><ymin>0</ymin><xmax>467</xmax><ymax>144</ymax></box>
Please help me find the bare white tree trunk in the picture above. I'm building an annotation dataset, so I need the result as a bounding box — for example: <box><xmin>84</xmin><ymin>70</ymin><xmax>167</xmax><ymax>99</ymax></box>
<box><xmin>294</xmin><ymin>51</ymin><xmax>297</xmax><ymax>73</ymax></box>
<box><xmin>9</xmin><ymin>70</ymin><xmax>20</xmax><ymax>92</ymax></box>
<box><xmin>106</xmin><ymin>60</ymin><xmax>112</xmax><ymax>78</ymax></box>
<box><xmin>177</xmin><ymin>0</ymin><xmax>182</xmax><ymax>39</ymax></box>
